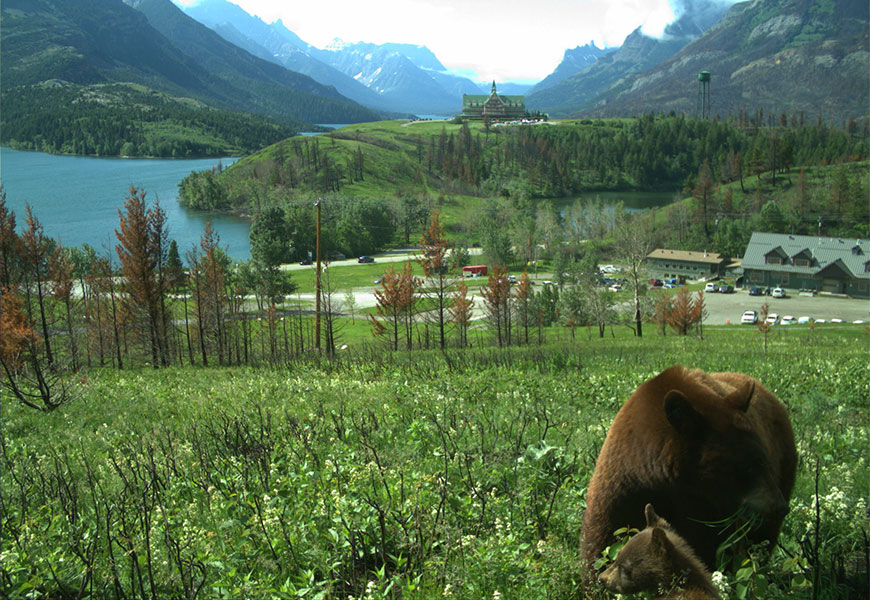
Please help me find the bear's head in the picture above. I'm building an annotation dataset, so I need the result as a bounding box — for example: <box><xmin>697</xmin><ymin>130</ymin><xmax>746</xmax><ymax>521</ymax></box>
<box><xmin>599</xmin><ymin>504</ymin><xmax>684</xmax><ymax>594</ymax></box>
<box><xmin>662</xmin><ymin>375</ymin><xmax>789</xmax><ymax>531</ymax></box>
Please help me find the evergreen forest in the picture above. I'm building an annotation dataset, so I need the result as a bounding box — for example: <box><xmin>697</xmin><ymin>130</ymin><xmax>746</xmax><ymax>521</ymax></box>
<box><xmin>0</xmin><ymin>82</ymin><xmax>306</xmax><ymax>158</ymax></box>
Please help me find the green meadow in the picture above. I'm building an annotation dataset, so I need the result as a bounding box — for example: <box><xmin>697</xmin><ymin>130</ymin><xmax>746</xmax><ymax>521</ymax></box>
<box><xmin>2</xmin><ymin>327</ymin><xmax>867</xmax><ymax>599</ymax></box>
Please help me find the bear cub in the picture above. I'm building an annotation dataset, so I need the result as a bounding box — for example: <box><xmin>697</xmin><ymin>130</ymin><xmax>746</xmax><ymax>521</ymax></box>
<box><xmin>599</xmin><ymin>504</ymin><xmax>722</xmax><ymax>600</ymax></box>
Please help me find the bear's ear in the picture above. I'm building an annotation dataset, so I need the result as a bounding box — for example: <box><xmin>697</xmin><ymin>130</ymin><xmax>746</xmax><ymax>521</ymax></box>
<box><xmin>723</xmin><ymin>380</ymin><xmax>754</xmax><ymax>412</ymax></box>
<box><xmin>644</xmin><ymin>503</ymin><xmax>660</xmax><ymax>527</ymax></box>
<box><xmin>650</xmin><ymin>527</ymin><xmax>672</xmax><ymax>557</ymax></box>
<box><xmin>664</xmin><ymin>390</ymin><xmax>705</xmax><ymax>437</ymax></box>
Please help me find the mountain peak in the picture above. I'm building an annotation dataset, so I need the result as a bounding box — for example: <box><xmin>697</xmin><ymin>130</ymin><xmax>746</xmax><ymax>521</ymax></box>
<box><xmin>325</xmin><ymin>38</ymin><xmax>347</xmax><ymax>52</ymax></box>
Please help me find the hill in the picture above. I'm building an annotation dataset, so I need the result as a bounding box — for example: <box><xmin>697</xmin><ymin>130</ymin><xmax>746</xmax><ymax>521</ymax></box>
<box><xmin>579</xmin><ymin>0</ymin><xmax>870</xmax><ymax>124</ymax></box>
<box><xmin>0</xmin><ymin>0</ymin><xmax>381</xmax><ymax>156</ymax></box>
<box><xmin>177</xmin><ymin>117</ymin><xmax>867</xmax><ymax>247</ymax></box>
<box><xmin>0</xmin><ymin>80</ymin><xmax>301</xmax><ymax>157</ymax></box>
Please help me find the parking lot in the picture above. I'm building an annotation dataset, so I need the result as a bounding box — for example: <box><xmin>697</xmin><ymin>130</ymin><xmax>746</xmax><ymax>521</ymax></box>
<box><xmin>702</xmin><ymin>289</ymin><xmax>869</xmax><ymax>325</ymax></box>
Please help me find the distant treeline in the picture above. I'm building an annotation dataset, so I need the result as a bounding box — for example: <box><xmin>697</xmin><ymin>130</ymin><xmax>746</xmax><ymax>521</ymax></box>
<box><xmin>0</xmin><ymin>83</ymin><xmax>301</xmax><ymax>157</ymax></box>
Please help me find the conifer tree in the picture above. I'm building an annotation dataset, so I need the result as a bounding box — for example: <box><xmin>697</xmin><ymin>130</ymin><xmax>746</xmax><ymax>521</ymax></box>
<box><xmin>115</xmin><ymin>187</ymin><xmax>169</xmax><ymax>367</ymax></box>
<box><xmin>481</xmin><ymin>264</ymin><xmax>511</xmax><ymax>347</ymax></box>
<box><xmin>450</xmin><ymin>280</ymin><xmax>474</xmax><ymax>348</ymax></box>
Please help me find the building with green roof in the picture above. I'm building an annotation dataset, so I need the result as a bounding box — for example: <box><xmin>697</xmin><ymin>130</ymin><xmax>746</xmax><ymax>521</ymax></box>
<box><xmin>461</xmin><ymin>81</ymin><xmax>526</xmax><ymax>120</ymax></box>
<box><xmin>741</xmin><ymin>232</ymin><xmax>870</xmax><ymax>297</ymax></box>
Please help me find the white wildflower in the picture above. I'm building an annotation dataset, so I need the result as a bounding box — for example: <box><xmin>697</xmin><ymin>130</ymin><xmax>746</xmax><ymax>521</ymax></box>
<box><xmin>712</xmin><ymin>571</ymin><xmax>730</xmax><ymax>596</ymax></box>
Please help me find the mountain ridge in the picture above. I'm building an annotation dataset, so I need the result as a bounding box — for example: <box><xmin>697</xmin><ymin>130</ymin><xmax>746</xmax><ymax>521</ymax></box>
<box><xmin>579</xmin><ymin>0</ymin><xmax>870</xmax><ymax>123</ymax></box>
<box><xmin>526</xmin><ymin>1</ymin><xmax>732</xmax><ymax>116</ymax></box>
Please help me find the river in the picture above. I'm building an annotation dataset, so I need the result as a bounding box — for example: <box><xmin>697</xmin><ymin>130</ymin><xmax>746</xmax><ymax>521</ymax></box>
<box><xmin>0</xmin><ymin>148</ymin><xmax>251</xmax><ymax>260</ymax></box>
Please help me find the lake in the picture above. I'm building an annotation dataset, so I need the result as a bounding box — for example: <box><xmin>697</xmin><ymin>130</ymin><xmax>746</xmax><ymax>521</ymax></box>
<box><xmin>0</xmin><ymin>148</ymin><xmax>251</xmax><ymax>260</ymax></box>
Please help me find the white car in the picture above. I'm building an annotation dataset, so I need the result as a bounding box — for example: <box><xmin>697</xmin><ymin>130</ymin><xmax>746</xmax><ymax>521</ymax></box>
<box><xmin>797</xmin><ymin>316</ymin><xmax>811</xmax><ymax>324</ymax></box>
<box><xmin>830</xmin><ymin>318</ymin><xmax>843</xmax><ymax>323</ymax></box>
<box><xmin>741</xmin><ymin>310</ymin><xmax>758</xmax><ymax>324</ymax></box>
<box><xmin>704</xmin><ymin>282</ymin><xmax>719</xmax><ymax>293</ymax></box>
<box><xmin>765</xmin><ymin>313</ymin><xmax>779</xmax><ymax>325</ymax></box>
<box><xmin>772</xmin><ymin>287</ymin><xmax>787</xmax><ymax>298</ymax></box>
<box><xmin>780</xmin><ymin>315</ymin><xmax>797</xmax><ymax>325</ymax></box>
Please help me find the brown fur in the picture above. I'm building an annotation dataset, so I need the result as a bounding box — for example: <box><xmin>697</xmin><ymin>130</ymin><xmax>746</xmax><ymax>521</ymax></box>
<box><xmin>582</xmin><ymin>366</ymin><xmax>796</xmax><ymax>571</ymax></box>
<box><xmin>599</xmin><ymin>504</ymin><xmax>723</xmax><ymax>599</ymax></box>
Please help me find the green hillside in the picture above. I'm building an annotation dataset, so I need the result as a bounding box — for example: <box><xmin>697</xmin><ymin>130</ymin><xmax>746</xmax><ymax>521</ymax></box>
<box><xmin>0</xmin><ymin>81</ymin><xmax>311</xmax><ymax>157</ymax></box>
<box><xmin>179</xmin><ymin>116</ymin><xmax>868</xmax><ymax>248</ymax></box>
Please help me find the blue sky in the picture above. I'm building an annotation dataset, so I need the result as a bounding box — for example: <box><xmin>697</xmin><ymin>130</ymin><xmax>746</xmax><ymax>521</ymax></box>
<box><xmin>177</xmin><ymin>0</ymin><xmax>739</xmax><ymax>82</ymax></box>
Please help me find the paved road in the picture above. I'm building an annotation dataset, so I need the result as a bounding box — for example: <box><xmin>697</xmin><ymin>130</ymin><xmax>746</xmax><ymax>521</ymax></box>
<box><xmin>279</xmin><ymin>250</ymin><xmax>869</xmax><ymax>325</ymax></box>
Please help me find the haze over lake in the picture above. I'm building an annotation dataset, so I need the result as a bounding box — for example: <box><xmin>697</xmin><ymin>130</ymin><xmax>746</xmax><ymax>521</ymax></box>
<box><xmin>0</xmin><ymin>148</ymin><xmax>250</xmax><ymax>260</ymax></box>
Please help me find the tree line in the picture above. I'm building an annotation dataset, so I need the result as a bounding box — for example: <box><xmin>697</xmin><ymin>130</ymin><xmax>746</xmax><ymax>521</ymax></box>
<box><xmin>2</xmin><ymin>183</ymin><xmax>719</xmax><ymax>412</ymax></box>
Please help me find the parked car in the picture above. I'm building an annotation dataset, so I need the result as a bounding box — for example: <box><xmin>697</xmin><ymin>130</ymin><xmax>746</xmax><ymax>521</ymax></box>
<box><xmin>772</xmin><ymin>287</ymin><xmax>787</xmax><ymax>298</ymax></box>
<box><xmin>765</xmin><ymin>313</ymin><xmax>780</xmax><ymax>325</ymax></box>
<box><xmin>719</xmin><ymin>284</ymin><xmax>734</xmax><ymax>294</ymax></box>
<box><xmin>741</xmin><ymin>310</ymin><xmax>758</xmax><ymax>324</ymax></box>
<box><xmin>830</xmin><ymin>318</ymin><xmax>843</xmax><ymax>323</ymax></box>
<box><xmin>781</xmin><ymin>315</ymin><xmax>797</xmax><ymax>325</ymax></box>
<box><xmin>358</xmin><ymin>255</ymin><xmax>374</xmax><ymax>263</ymax></box>
<box><xmin>704</xmin><ymin>282</ymin><xmax>719</xmax><ymax>293</ymax></box>
<box><xmin>797</xmin><ymin>316</ymin><xmax>811</xmax><ymax>324</ymax></box>
<box><xmin>649</xmin><ymin>278</ymin><xmax>663</xmax><ymax>288</ymax></box>
<box><xmin>749</xmin><ymin>287</ymin><xmax>764</xmax><ymax>296</ymax></box>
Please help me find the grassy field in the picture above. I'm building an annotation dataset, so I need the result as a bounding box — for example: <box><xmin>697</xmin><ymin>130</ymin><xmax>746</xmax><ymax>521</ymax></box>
<box><xmin>2</xmin><ymin>328</ymin><xmax>868</xmax><ymax>599</ymax></box>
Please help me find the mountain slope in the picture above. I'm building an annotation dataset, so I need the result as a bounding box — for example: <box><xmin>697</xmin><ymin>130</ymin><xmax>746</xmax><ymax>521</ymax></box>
<box><xmin>526</xmin><ymin>0</ymin><xmax>731</xmax><ymax>116</ymax></box>
<box><xmin>178</xmin><ymin>0</ymin><xmax>392</xmax><ymax>112</ymax></box>
<box><xmin>528</xmin><ymin>43</ymin><xmax>613</xmax><ymax>94</ymax></box>
<box><xmin>1</xmin><ymin>0</ymin><xmax>380</xmax><ymax>127</ymax></box>
<box><xmin>315</xmin><ymin>43</ymin><xmax>462</xmax><ymax>114</ymax></box>
<box><xmin>580</xmin><ymin>0</ymin><xmax>870</xmax><ymax>122</ymax></box>
<box><xmin>122</xmin><ymin>0</ymin><xmax>381</xmax><ymax>123</ymax></box>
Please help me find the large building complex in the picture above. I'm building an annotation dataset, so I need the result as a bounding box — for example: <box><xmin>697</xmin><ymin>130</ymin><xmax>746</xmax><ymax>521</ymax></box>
<box><xmin>461</xmin><ymin>82</ymin><xmax>526</xmax><ymax>120</ymax></box>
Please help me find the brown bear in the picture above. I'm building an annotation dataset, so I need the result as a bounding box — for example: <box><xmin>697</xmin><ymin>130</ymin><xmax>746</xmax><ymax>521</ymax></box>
<box><xmin>599</xmin><ymin>504</ymin><xmax>723</xmax><ymax>600</ymax></box>
<box><xmin>582</xmin><ymin>365</ymin><xmax>796</xmax><ymax>572</ymax></box>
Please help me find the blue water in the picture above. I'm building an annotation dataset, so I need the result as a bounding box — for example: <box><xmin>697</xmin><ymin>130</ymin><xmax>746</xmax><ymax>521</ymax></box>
<box><xmin>0</xmin><ymin>148</ymin><xmax>251</xmax><ymax>259</ymax></box>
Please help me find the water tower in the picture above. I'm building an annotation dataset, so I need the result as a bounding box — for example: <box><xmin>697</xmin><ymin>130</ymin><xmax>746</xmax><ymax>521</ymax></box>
<box><xmin>697</xmin><ymin>71</ymin><xmax>711</xmax><ymax>120</ymax></box>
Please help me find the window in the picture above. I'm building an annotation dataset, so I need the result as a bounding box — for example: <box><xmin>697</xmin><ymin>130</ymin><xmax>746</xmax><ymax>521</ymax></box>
<box><xmin>864</xmin><ymin>261</ymin><xmax>870</xmax><ymax>273</ymax></box>
<box><xmin>779</xmin><ymin>274</ymin><xmax>790</xmax><ymax>285</ymax></box>
<box><xmin>766</xmin><ymin>256</ymin><xmax>782</xmax><ymax>265</ymax></box>
<box><xmin>794</xmin><ymin>258</ymin><xmax>810</xmax><ymax>267</ymax></box>
<box><xmin>749</xmin><ymin>271</ymin><xmax>765</xmax><ymax>283</ymax></box>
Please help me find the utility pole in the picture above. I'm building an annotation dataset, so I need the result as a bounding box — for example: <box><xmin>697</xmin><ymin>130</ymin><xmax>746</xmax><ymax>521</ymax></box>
<box><xmin>315</xmin><ymin>199</ymin><xmax>322</xmax><ymax>352</ymax></box>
